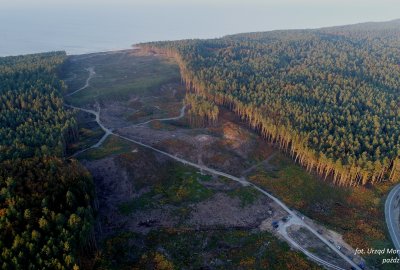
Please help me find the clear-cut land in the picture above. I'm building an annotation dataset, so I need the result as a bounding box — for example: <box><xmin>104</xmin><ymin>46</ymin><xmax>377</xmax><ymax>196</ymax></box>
<box><xmin>62</xmin><ymin>49</ymin><xmax>391</xmax><ymax>270</ymax></box>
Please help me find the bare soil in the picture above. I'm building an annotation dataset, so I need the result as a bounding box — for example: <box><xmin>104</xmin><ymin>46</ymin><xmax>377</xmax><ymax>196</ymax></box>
<box><xmin>287</xmin><ymin>225</ymin><xmax>350</xmax><ymax>269</ymax></box>
<box><xmin>188</xmin><ymin>192</ymin><xmax>274</xmax><ymax>228</ymax></box>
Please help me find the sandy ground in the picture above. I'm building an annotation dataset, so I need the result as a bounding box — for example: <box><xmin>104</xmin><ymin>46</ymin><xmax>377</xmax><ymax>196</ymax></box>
<box><xmin>287</xmin><ymin>225</ymin><xmax>349</xmax><ymax>269</ymax></box>
<box><xmin>115</xmin><ymin>109</ymin><xmax>268</xmax><ymax>176</ymax></box>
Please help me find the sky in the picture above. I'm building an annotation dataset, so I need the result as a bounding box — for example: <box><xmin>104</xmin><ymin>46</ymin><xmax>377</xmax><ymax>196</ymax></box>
<box><xmin>0</xmin><ymin>0</ymin><xmax>399</xmax><ymax>55</ymax></box>
<box><xmin>2</xmin><ymin>0</ymin><xmax>399</xmax><ymax>30</ymax></box>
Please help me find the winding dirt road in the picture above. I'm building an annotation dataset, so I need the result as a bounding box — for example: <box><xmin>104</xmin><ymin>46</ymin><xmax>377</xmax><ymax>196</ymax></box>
<box><xmin>65</xmin><ymin>67</ymin><xmax>95</xmax><ymax>97</ymax></box>
<box><xmin>134</xmin><ymin>104</ymin><xmax>187</xmax><ymax>126</ymax></box>
<box><xmin>278</xmin><ymin>219</ymin><xmax>345</xmax><ymax>270</ymax></box>
<box><xmin>65</xmin><ymin>101</ymin><xmax>113</xmax><ymax>157</ymax></box>
<box><xmin>65</xmin><ymin>67</ymin><xmax>362</xmax><ymax>270</ymax></box>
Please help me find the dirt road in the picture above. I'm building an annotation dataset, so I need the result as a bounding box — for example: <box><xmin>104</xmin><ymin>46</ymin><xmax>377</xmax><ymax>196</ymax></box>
<box><xmin>65</xmin><ymin>67</ymin><xmax>95</xmax><ymax>97</ymax></box>
<box><xmin>65</xmin><ymin>66</ymin><xmax>362</xmax><ymax>270</ymax></box>
<box><xmin>133</xmin><ymin>104</ymin><xmax>187</xmax><ymax>127</ymax></box>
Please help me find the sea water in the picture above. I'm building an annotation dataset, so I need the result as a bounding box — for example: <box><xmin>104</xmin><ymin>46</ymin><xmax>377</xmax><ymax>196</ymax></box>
<box><xmin>0</xmin><ymin>3</ymin><xmax>395</xmax><ymax>57</ymax></box>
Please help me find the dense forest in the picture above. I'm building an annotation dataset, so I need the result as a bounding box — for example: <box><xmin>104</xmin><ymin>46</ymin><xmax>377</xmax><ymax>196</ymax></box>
<box><xmin>184</xmin><ymin>93</ymin><xmax>219</xmax><ymax>127</ymax></box>
<box><xmin>142</xmin><ymin>19</ymin><xmax>400</xmax><ymax>186</ymax></box>
<box><xmin>0</xmin><ymin>53</ymin><xmax>93</xmax><ymax>269</ymax></box>
<box><xmin>0</xmin><ymin>52</ymin><xmax>78</xmax><ymax>161</ymax></box>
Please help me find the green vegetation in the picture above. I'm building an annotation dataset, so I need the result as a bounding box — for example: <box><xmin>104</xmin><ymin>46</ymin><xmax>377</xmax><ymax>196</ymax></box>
<box><xmin>64</xmin><ymin>54</ymin><xmax>180</xmax><ymax>107</ymax></box>
<box><xmin>185</xmin><ymin>93</ymin><xmax>219</xmax><ymax>127</ymax></box>
<box><xmin>67</xmin><ymin>77</ymin><xmax>172</xmax><ymax>106</ymax></box>
<box><xmin>142</xmin><ymin>21</ymin><xmax>400</xmax><ymax>186</ymax></box>
<box><xmin>78</xmin><ymin>135</ymin><xmax>134</xmax><ymax>160</ymax></box>
<box><xmin>228</xmin><ymin>186</ymin><xmax>260</xmax><ymax>207</ymax></box>
<box><xmin>0</xmin><ymin>52</ymin><xmax>77</xmax><ymax>161</ymax></box>
<box><xmin>0</xmin><ymin>53</ymin><xmax>94</xmax><ymax>269</ymax></box>
<box><xmin>118</xmin><ymin>191</ymin><xmax>155</xmax><ymax>215</ymax></box>
<box><xmin>249</xmin><ymin>153</ymin><xmax>397</xmax><ymax>269</ymax></box>
<box><xmin>252</xmin><ymin>154</ymin><xmax>349</xmax><ymax>209</ymax></box>
<box><xmin>110</xmin><ymin>160</ymin><xmax>322</xmax><ymax>269</ymax></box>
<box><xmin>66</xmin><ymin>112</ymin><xmax>105</xmax><ymax>156</ymax></box>
<box><xmin>154</xmin><ymin>169</ymin><xmax>213</xmax><ymax>205</ymax></box>
<box><xmin>95</xmin><ymin>229</ymin><xmax>322</xmax><ymax>270</ymax></box>
<box><xmin>0</xmin><ymin>158</ymin><xmax>94</xmax><ymax>270</ymax></box>
<box><xmin>118</xmin><ymin>165</ymin><xmax>214</xmax><ymax>215</ymax></box>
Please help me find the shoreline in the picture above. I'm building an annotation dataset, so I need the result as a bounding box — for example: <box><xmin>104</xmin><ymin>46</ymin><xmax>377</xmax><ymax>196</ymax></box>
<box><xmin>0</xmin><ymin>45</ymin><xmax>139</xmax><ymax>58</ymax></box>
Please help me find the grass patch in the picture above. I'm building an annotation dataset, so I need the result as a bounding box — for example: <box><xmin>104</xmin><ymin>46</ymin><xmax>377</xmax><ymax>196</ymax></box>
<box><xmin>155</xmin><ymin>174</ymin><xmax>212</xmax><ymax>205</ymax></box>
<box><xmin>118</xmin><ymin>191</ymin><xmax>156</xmax><ymax>215</ymax></box>
<box><xmin>118</xmin><ymin>165</ymin><xmax>214</xmax><ymax>215</ymax></box>
<box><xmin>197</xmin><ymin>172</ymin><xmax>212</xmax><ymax>182</ymax></box>
<box><xmin>95</xmin><ymin>229</ymin><xmax>322</xmax><ymax>270</ymax></box>
<box><xmin>128</xmin><ymin>99</ymin><xmax>184</xmax><ymax>125</ymax></box>
<box><xmin>78</xmin><ymin>135</ymin><xmax>134</xmax><ymax>160</ymax></box>
<box><xmin>66</xmin><ymin>113</ymin><xmax>104</xmax><ymax>156</ymax></box>
<box><xmin>249</xmin><ymin>153</ymin><xmax>398</xmax><ymax>269</ymax></box>
<box><xmin>228</xmin><ymin>186</ymin><xmax>260</xmax><ymax>207</ymax></box>
<box><xmin>60</xmin><ymin>63</ymin><xmax>89</xmax><ymax>94</ymax></box>
<box><xmin>64</xmin><ymin>54</ymin><xmax>180</xmax><ymax>107</ymax></box>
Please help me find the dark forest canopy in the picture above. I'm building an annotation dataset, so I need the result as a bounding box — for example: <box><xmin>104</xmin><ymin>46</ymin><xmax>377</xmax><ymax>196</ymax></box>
<box><xmin>0</xmin><ymin>158</ymin><xmax>94</xmax><ymax>270</ymax></box>
<box><xmin>0</xmin><ymin>52</ymin><xmax>93</xmax><ymax>269</ymax></box>
<box><xmin>0</xmin><ymin>51</ymin><xmax>78</xmax><ymax>162</ymax></box>
<box><xmin>142</xmin><ymin>19</ymin><xmax>400</xmax><ymax>186</ymax></box>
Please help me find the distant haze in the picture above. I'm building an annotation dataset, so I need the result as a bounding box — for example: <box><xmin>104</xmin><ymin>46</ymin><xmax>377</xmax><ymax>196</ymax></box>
<box><xmin>0</xmin><ymin>0</ymin><xmax>399</xmax><ymax>56</ymax></box>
